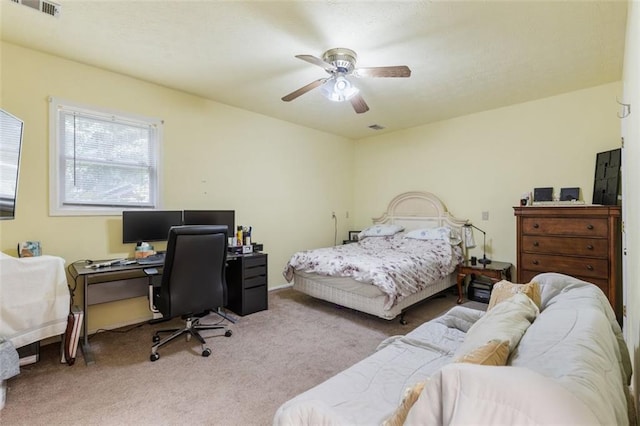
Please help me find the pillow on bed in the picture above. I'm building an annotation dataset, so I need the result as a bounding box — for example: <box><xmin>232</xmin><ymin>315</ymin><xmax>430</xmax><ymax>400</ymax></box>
<box><xmin>358</xmin><ymin>224</ymin><xmax>404</xmax><ymax>239</ymax></box>
<box><xmin>405</xmin><ymin>226</ymin><xmax>462</xmax><ymax>245</ymax></box>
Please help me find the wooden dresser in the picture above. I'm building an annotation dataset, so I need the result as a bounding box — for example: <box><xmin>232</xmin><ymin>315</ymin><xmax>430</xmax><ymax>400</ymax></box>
<box><xmin>513</xmin><ymin>205</ymin><xmax>622</xmax><ymax>321</ymax></box>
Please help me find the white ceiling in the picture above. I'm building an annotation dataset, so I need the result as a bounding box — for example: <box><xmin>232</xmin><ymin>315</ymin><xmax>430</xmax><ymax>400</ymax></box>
<box><xmin>0</xmin><ymin>0</ymin><xmax>628</xmax><ymax>140</ymax></box>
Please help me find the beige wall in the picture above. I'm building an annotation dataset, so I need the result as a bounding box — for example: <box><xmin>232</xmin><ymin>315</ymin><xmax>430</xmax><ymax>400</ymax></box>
<box><xmin>0</xmin><ymin>40</ymin><xmax>632</xmax><ymax>349</ymax></box>
<box><xmin>0</xmin><ymin>42</ymin><xmax>354</xmax><ymax>331</ymax></box>
<box><xmin>621</xmin><ymin>0</ymin><xmax>640</xmax><ymax>414</ymax></box>
<box><xmin>353</xmin><ymin>82</ymin><xmax>622</xmax><ymax>266</ymax></box>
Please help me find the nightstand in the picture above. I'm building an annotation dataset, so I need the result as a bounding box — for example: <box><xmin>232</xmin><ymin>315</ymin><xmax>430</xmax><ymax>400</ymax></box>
<box><xmin>455</xmin><ymin>261</ymin><xmax>513</xmax><ymax>304</ymax></box>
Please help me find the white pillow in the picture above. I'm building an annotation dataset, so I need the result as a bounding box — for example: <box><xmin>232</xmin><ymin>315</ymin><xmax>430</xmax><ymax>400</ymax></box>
<box><xmin>358</xmin><ymin>224</ymin><xmax>404</xmax><ymax>239</ymax></box>
<box><xmin>405</xmin><ymin>226</ymin><xmax>462</xmax><ymax>245</ymax></box>
<box><xmin>454</xmin><ymin>293</ymin><xmax>539</xmax><ymax>357</ymax></box>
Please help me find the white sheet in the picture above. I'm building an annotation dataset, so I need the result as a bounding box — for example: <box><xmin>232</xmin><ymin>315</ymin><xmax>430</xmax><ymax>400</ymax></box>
<box><xmin>0</xmin><ymin>253</ymin><xmax>70</xmax><ymax>348</ymax></box>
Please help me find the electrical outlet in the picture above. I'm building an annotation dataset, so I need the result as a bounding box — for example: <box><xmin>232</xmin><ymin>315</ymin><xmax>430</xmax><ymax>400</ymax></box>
<box><xmin>482</xmin><ymin>211</ymin><xmax>489</xmax><ymax>220</ymax></box>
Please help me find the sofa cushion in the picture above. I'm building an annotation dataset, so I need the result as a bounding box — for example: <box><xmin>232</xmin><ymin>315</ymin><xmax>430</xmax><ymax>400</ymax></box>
<box><xmin>487</xmin><ymin>280</ymin><xmax>541</xmax><ymax>311</ymax></box>
<box><xmin>404</xmin><ymin>364</ymin><xmax>600</xmax><ymax>425</ymax></box>
<box><xmin>454</xmin><ymin>339</ymin><xmax>509</xmax><ymax>366</ymax></box>
<box><xmin>510</xmin><ymin>273</ymin><xmax>631</xmax><ymax>425</ymax></box>
<box><xmin>454</xmin><ymin>293</ymin><xmax>538</xmax><ymax>358</ymax></box>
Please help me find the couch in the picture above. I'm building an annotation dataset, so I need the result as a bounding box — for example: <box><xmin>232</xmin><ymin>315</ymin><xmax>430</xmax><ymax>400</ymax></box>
<box><xmin>273</xmin><ymin>273</ymin><xmax>634</xmax><ymax>425</ymax></box>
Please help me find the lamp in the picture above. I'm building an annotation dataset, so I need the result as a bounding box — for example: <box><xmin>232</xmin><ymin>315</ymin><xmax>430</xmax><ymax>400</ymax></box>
<box><xmin>320</xmin><ymin>74</ymin><xmax>359</xmax><ymax>102</ymax></box>
<box><xmin>464</xmin><ymin>224</ymin><xmax>491</xmax><ymax>265</ymax></box>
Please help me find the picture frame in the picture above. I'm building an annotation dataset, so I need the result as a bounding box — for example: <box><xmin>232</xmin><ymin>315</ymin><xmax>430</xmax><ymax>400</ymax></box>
<box><xmin>348</xmin><ymin>231</ymin><xmax>360</xmax><ymax>241</ymax></box>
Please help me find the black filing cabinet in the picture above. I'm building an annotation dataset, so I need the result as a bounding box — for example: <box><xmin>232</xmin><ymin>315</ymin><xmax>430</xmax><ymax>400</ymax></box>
<box><xmin>226</xmin><ymin>253</ymin><xmax>268</xmax><ymax>316</ymax></box>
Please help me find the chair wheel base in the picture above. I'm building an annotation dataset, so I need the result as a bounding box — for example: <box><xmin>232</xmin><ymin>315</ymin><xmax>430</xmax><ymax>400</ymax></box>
<box><xmin>152</xmin><ymin>335</ymin><xmax>160</xmax><ymax>343</ymax></box>
<box><xmin>225</xmin><ymin>330</ymin><xmax>233</xmax><ymax>337</ymax></box>
<box><xmin>150</xmin><ymin>353</ymin><xmax>160</xmax><ymax>362</ymax></box>
<box><xmin>202</xmin><ymin>348</ymin><xmax>212</xmax><ymax>357</ymax></box>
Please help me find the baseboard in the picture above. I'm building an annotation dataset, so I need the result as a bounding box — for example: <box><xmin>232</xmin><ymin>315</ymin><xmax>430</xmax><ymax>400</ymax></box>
<box><xmin>269</xmin><ymin>283</ymin><xmax>292</xmax><ymax>292</ymax></box>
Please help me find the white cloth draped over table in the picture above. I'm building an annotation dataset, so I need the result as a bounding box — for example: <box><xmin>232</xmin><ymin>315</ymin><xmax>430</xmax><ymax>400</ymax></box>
<box><xmin>0</xmin><ymin>252</ymin><xmax>70</xmax><ymax>348</ymax></box>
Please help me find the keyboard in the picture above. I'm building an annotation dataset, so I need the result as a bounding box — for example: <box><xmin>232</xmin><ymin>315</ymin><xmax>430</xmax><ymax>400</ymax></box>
<box><xmin>137</xmin><ymin>253</ymin><xmax>165</xmax><ymax>265</ymax></box>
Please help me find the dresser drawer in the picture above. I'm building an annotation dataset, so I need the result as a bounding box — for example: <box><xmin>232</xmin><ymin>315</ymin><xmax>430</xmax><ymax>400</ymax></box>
<box><xmin>520</xmin><ymin>269</ymin><xmax>609</xmax><ymax>294</ymax></box>
<box><xmin>520</xmin><ymin>253</ymin><xmax>608</xmax><ymax>279</ymax></box>
<box><xmin>521</xmin><ymin>217</ymin><xmax>608</xmax><ymax>237</ymax></box>
<box><xmin>521</xmin><ymin>235</ymin><xmax>608</xmax><ymax>257</ymax></box>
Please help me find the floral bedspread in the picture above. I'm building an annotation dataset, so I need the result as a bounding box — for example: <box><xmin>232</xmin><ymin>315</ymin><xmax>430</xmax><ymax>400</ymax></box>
<box><xmin>283</xmin><ymin>234</ymin><xmax>463</xmax><ymax>309</ymax></box>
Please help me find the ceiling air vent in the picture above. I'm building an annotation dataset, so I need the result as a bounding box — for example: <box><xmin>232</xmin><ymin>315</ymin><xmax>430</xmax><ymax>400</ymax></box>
<box><xmin>12</xmin><ymin>0</ymin><xmax>61</xmax><ymax>17</ymax></box>
<box><xmin>368</xmin><ymin>124</ymin><xmax>385</xmax><ymax>131</ymax></box>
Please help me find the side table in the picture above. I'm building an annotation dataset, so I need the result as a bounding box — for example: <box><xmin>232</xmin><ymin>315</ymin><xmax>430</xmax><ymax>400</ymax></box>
<box><xmin>455</xmin><ymin>260</ymin><xmax>513</xmax><ymax>304</ymax></box>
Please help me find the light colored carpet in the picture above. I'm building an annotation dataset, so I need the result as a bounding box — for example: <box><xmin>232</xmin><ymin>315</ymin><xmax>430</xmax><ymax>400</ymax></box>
<box><xmin>0</xmin><ymin>287</ymin><xmax>464</xmax><ymax>425</ymax></box>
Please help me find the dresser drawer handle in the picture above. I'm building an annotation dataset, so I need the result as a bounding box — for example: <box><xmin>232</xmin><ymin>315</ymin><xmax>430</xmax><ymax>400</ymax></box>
<box><xmin>587</xmin><ymin>224</ymin><xmax>594</xmax><ymax>230</ymax></box>
<box><xmin>533</xmin><ymin>241</ymin><xmax>539</xmax><ymax>247</ymax></box>
<box><xmin>533</xmin><ymin>223</ymin><xmax>539</xmax><ymax>229</ymax></box>
<box><xmin>587</xmin><ymin>244</ymin><xmax>594</xmax><ymax>250</ymax></box>
<box><xmin>586</xmin><ymin>265</ymin><xmax>594</xmax><ymax>271</ymax></box>
<box><xmin>532</xmin><ymin>260</ymin><xmax>539</xmax><ymax>265</ymax></box>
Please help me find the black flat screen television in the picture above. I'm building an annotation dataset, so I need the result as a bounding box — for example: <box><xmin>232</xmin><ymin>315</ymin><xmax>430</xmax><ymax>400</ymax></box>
<box><xmin>122</xmin><ymin>210</ymin><xmax>183</xmax><ymax>243</ymax></box>
<box><xmin>183</xmin><ymin>210</ymin><xmax>235</xmax><ymax>234</ymax></box>
<box><xmin>0</xmin><ymin>109</ymin><xmax>23</xmax><ymax>220</ymax></box>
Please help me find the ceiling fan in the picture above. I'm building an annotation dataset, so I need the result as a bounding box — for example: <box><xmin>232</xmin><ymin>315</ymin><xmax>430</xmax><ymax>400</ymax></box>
<box><xmin>281</xmin><ymin>48</ymin><xmax>411</xmax><ymax>114</ymax></box>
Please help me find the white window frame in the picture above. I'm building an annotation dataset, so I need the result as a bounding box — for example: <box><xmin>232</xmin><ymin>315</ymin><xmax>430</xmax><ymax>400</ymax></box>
<box><xmin>49</xmin><ymin>97</ymin><xmax>163</xmax><ymax>216</ymax></box>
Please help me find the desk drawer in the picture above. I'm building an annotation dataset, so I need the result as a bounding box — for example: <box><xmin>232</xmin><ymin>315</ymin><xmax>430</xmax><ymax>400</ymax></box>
<box><xmin>87</xmin><ymin>277</ymin><xmax>148</xmax><ymax>305</ymax></box>
<box><xmin>244</xmin><ymin>275</ymin><xmax>267</xmax><ymax>289</ymax></box>
<box><xmin>521</xmin><ymin>236</ymin><xmax>608</xmax><ymax>257</ymax></box>
<box><xmin>243</xmin><ymin>255</ymin><xmax>267</xmax><ymax>268</ymax></box>
<box><xmin>520</xmin><ymin>253</ymin><xmax>608</xmax><ymax>279</ymax></box>
<box><xmin>522</xmin><ymin>217</ymin><xmax>608</xmax><ymax>237</ymax></box>
<box><xmin>244</xmin><ymin>265</ymin><xmax>267</xmax><ymax>279</ymax></box>
<box><xmin>242</xmin><ymin>285</ymin><xmax>268</xmax><ymax>315</ymax></box>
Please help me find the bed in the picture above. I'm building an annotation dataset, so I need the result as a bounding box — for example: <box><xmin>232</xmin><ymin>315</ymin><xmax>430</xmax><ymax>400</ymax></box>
<box><xmin>283</xmin><ymin>192</ymin><xmax>468</xmax><ymax>323</ymax></box>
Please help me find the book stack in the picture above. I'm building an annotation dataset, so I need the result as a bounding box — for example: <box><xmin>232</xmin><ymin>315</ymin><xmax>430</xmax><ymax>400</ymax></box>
<box><xmin>60</xmin><ymin>306</ymin><xmax>83</xmax><ymax>366</ymax></box>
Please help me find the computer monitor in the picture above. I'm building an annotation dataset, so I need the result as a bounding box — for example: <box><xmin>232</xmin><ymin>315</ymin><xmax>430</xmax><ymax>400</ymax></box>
<box><xmin>122</xmin><ymin>210</ymin><xmax>183</xmax><ymax>244</ymax></box>
<box><xmin>183</xmin><ymin>210</ymin><xmax>235</xmax><ymax>234</ymax></box>
<box><xmin>0</xmin><ymin>109</ymin><xmax>23</xmax><ymax>220</ymax></box>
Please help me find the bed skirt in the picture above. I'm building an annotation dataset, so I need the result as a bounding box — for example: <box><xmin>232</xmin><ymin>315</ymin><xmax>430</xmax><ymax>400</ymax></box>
<box><xmin>292</xmin><ymin>271</ymin><xmax>456</xmax><ymax>320</ymax></box>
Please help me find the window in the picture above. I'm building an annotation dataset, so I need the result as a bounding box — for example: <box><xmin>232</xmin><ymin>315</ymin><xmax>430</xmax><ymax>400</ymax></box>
<box><xmin>49</xmin><ymin>97</ymin><xmax>162</xmax><ymax>216</ymax></box>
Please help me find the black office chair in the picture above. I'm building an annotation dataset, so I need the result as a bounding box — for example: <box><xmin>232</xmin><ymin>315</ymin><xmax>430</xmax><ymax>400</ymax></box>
<box><xmin>146</xmin><ymin>225</ymin><xmax>234</xmax><ymax>362</ymax></box>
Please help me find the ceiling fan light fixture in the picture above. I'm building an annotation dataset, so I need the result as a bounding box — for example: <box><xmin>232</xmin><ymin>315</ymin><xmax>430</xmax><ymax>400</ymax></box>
<box><xmin>320</xmin><ymin>75</ymin><xmax>359</xmax><ymax>102</ymax></box>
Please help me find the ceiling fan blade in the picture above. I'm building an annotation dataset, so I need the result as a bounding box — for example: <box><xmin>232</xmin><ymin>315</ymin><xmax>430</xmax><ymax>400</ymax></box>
<box><xmin>295</xmin><ymin>54</ymin><xmax>338</xmax><ymax>73</ymax></box>
<box><xmin>281</xmin><ymin>78</ymin><xmax>328</xmax><ymax>102</ymax></box>
<box><xmin>354</xmin><ymin>66</ymin><xmax>411</xmax><ymax>78</ymax></box>
<box><xmin>350</xmin><ymin>94</ymin><xmax>369</xmax><ymax>114</ymax></box>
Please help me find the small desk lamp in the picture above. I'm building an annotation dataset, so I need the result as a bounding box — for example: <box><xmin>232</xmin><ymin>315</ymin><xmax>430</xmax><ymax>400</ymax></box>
<box><xmin>464</xmin><ymin>224</ymin><xmax>491</xmax><ymax>265</ymax></box>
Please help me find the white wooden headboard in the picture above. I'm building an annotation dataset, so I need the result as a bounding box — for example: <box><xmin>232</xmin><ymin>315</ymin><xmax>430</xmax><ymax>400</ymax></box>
<box><xmin>372</xmin><ymin>191</ymin><xmax>468</xmax><ymax>234</ymax></box>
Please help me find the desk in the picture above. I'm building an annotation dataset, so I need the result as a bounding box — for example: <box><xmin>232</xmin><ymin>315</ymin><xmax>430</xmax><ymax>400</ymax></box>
<box><xmin>455</xmin><ymin>261</ymin><xmax>513</xmax><ymax>304</ymax></box>
<box><xmin>69</xmin><ymin>252</ymin><xmax>268</xmax><ymax>365</ymax></box>
<box><xmin>69</xmin><ymin>261</ymin><xmax>157</xmax><ymax>365</ymax></box>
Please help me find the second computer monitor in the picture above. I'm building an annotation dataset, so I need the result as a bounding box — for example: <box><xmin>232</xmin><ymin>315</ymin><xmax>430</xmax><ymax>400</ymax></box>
<box><xmin>183</xmin><ymin>210</ymin><xmax>235</xmax><ymax>233</ymax></box>
<box><xmin>122</xmin><ymin>210</ymin><xmax>183</xmax><ymax>244</ymax></box>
